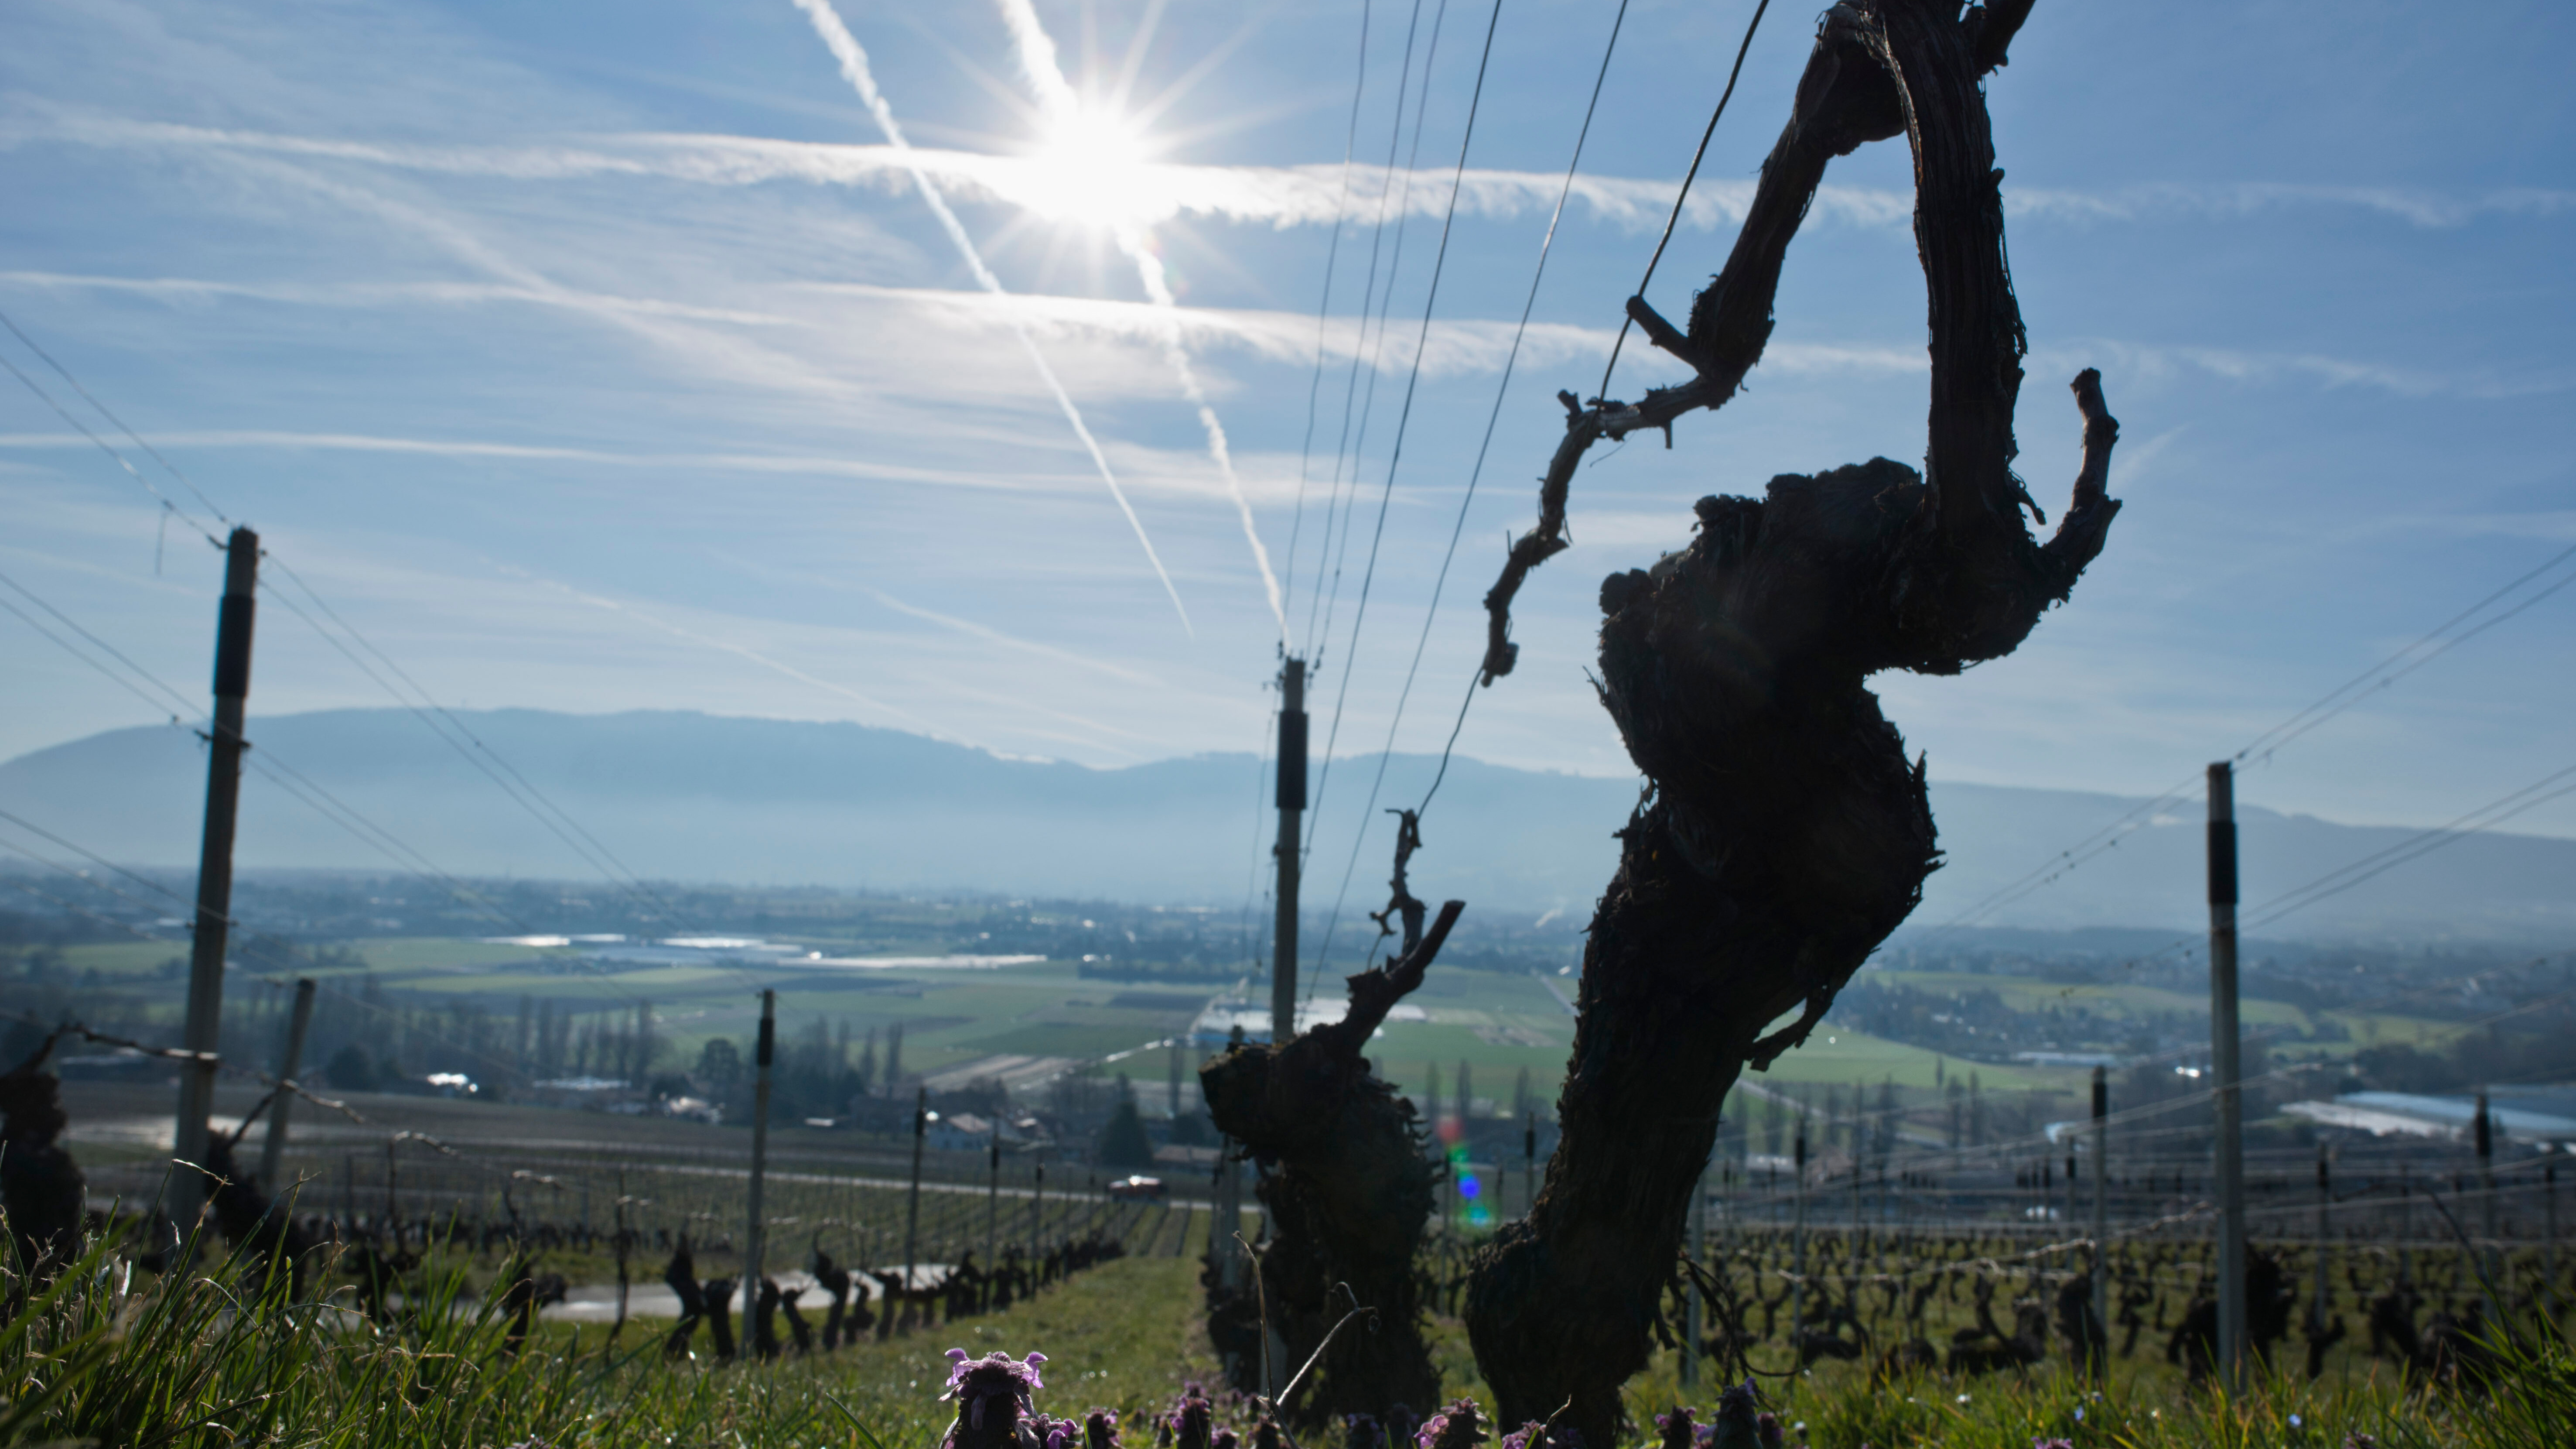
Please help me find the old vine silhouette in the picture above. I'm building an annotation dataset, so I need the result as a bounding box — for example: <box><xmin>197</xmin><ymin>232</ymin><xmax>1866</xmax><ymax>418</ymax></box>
<box><xmin>1461</xmin><ymin>2</ymin><xmax>2124</xmax><ymax>1442</ymax></box>
<box><xmin>1202</xmin><ymin>899</ymin><xmax>1466</xmax><ymax>1421</ymax></box>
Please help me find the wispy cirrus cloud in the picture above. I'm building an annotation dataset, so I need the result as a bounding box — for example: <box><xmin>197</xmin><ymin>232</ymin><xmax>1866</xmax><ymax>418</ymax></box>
<box><xmin>13</xmin><ymin>265</ymin><xmax>2549</xmax><ymax>408</ymax></box>
<box><xmin>989</xmin><ymin>0</ymin><xmax>1285</xmax><ymax>640</ymax></box>
<box><xmin>23</xmin><ymin>103</ymin><xmax>2567</xmax><ymax>237</ymax></box>
<box><xmin>2007</xmin><ymin>180</ymin><xmax>2576</xmax><ymax>230</ymax></box>
<box><xmin>0</xmin><ymin>265</ymin><xmax>1620</xmax><ymax>380</ymax></box>
<box><xmin>2029</xmin><ymin>338</ymin><xmax>2576</xmax><ymax>402</ymax></box>
<box><xmin>785</xmin><ymin>0</ymin><xmax>1192</xmax><ymax>638</ymax></box>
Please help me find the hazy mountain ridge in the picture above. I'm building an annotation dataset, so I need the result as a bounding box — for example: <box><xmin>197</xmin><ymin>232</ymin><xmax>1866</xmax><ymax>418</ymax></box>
<box><xmin>4</xmin><ymin>708</ymin><xmax>2569</xmax><ymax>939</ymax></box>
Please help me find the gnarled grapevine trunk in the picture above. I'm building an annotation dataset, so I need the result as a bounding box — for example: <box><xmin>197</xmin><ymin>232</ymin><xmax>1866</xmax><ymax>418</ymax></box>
<box><xmin>1200</xmin><ymin>901</ymin><xmax>1465</xmax><ymax>1423</ymax></box>
<box><xmin>0</xmin><ymin>1032</ymin><xmax>85</xmax><ymax>1285</ymax></box>
<box><xmin>1463</xmin><ymin>4</ymin><xmax>2120</xmax><ymax>1444</ymax></box>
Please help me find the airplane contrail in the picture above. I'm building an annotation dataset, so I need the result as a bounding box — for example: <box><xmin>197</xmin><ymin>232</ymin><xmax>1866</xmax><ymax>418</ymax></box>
<box><xmin>788</xmin><ymin>0</ymin><xmax>1192</xmax><ymax>637</ymax></box>
<box><xmin>993</xmin><ymin>0</ymin><xmax>1285</xmax><ymax>642</ymax></box>
<box><xmin>1117</xmin><ymin>229</ymin><xmax>1284</xmax><ymax>640</ymax></box>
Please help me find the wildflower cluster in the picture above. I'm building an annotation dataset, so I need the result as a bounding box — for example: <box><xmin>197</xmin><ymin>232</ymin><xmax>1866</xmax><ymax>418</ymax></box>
<box><xmin>939</xmin><ymin>1350</ymin><xmax>1048</xmax><ymax>1449</ymax></box>
<box><xmin>1704</xmin><ymin>1379</ymin><xmax>1782</xmax><ymax>1449</ymax></box>
<box><xmin>1167</xmin><ymin>1382</ymin><xmax>1217</xmax><ymax>1449</ymax></box>
<box><xmin>1417</xmin><ymin>1398</ymin><xmax>1490</xmax><ymax>1449</ymax></box>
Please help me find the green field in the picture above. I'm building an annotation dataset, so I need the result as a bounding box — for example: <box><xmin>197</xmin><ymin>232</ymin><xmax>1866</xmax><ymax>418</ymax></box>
<box><xmin>51</xmin><ymin>935</ymin><xmax>2106</xmax><ymax>1116</ymax></box>
<box><xmin>1872</xmin><ymin>968</ymin><xmax>2311</xmax><ymax>1031</ymax></box>
<box><xmin>44</xmin><ymin>936</ymin><xmax>2421</xmax><ymax>1116</ymax></box>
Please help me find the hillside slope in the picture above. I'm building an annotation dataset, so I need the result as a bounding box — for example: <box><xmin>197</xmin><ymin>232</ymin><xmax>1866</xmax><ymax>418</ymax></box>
<box><xmin>5</xmin><ymin>709</ymin><xmax>2569</xmax><ymax>938</ymax></box>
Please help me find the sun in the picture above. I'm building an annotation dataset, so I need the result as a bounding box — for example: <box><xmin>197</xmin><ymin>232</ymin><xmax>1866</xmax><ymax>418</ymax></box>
<box><xmin>1025</xmin><ymin>102</ymin><xmax>1162</xmax><ymax>231</ymax></box>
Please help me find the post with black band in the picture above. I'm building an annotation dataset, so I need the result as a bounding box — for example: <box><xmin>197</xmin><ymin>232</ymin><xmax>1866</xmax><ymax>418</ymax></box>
<box><xmin>2208</xmin><ymin>760</ymin><xmax>2247</xmax><ymax>1392</ymax></box>
<box><xmin>171</xmin><ymin>526</ymin><xmax>258</xmax><ymax>1243</ymax></box>
<box><xmin>1271</xmin><ymin>656</ymin><xmax>1306</xmax><ymax>1043</ymax></box>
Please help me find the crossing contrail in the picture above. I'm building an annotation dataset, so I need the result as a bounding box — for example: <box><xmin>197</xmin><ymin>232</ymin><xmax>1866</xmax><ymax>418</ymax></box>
<box><xmin>992</xmin><ymin>0</ymin><xmax>1285</xmax><ymax>643</ymax></box>
<box><xmin>788</xmin><ymin>0</ymin><xmax>1192</xmax><ymax>637</ymax></box>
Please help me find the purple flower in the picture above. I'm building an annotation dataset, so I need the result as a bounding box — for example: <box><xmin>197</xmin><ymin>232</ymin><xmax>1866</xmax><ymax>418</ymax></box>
<box><xmin>1500</xmin><ymin>1422</ymin><xmax>1582</xmax><ymax>1449</ymax></box>
<box><xmin>938</xmin><ymin>1350</ymin><xmax>1049</xmax><ymax>1449</ymax></box>
<box><xmin>2031</xmin><ymin>1440</ymin><xmax>2075</xmax><ymax>1449</ymax></box>
<box><xmin>1212</xmin><ymin>1431</ymin><xmax>1239</xmax><ymax>1449</ymax></box>
<box><xmin>1085</xmin><ymin>1409</ymin><xmax>1121</xmax><ymax>1449</ymax></box>
<box><xmin>1385</xmin><ymin>1406</ymin><xmax>1422</xmax><ymax>1449</ymax></box>
<box><xmin>943</xmin><ymin>1349</ymin><xmax>1048</xmax><ymax>1399</ymax></box>
<box><xmin>1418</xmin><ymin>1399</ymin><xmax>1490</xmax><ymax>1449</ymax></box>
<box><xmin>1345</xmin><ymin>1415</ymin><xmax>1385</xmax><ymax>1449</ymax></box>
<box><xmin>1167</xmin><ymin>1384</ymin><xmax>1216</xmax><ymax>1449</ymax></box>
<box><xmin>1705</xmin><ymin>1380</ymin><xmax>1763</xmax><ymax>1449</ymax></box>
<box><xmin>1655</xmin><ymin>1407</ymin><xmax>1698</xmax><ymax>1449</ymax></box>
<box><xmin>1753</xmin><ymin>1413</ymin><xmax>1782</xmax><ymax>1449</ymax></box>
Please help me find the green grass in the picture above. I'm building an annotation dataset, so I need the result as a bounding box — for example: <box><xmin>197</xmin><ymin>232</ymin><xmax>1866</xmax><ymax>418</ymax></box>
<box><xmin>1871</xmin><ymin>969</ymin><xmax>2315</xmax><ymax>1032</ymax></box>
<box><xmin>398</xmin><ymin>963</ymin><xmax>744</xmax><ymax>996</ymax></box>
<box><xmin>1753</xmin><ymin>1025</ymin><xmax>2074</xmax><ymax>1092</ymax></box>
<box><xmin>340</xmin><ymin>936</ymin><xmax>579</xmax><ymax>974</ymax></box>
<box><xmin>2332</xmin><ymin>1013</ymin><xmax>2474</xmax><ymax>1054</ymax></box>
<box><xmin>14</xmin><ymin>1222</ymin><xmax>2576</xmax><ymax>1449</ymax></box>
<box><xmin>0</xmin><ymin>1229</ymin><xmax>1219</xmax><ymax>1449</ymax></box>
<box><xmin>813</xmin><ymin>1255</ymin><xmax>1225</xmax><ymax>1436</ymax></box>
<box><xmin>960</xmin><ymin>1023</ymin><xmax>1178</xmax><ymax>1060</ymax></box>
<box><xmin>55</xmin><ymin>941</ymin><xmax>189</xmax><ymax>978</ymax></box>
<box><xmin>3</xmin><ymin>1233</ymin><xmax>850</xmax><ymax>1448</ymax></box>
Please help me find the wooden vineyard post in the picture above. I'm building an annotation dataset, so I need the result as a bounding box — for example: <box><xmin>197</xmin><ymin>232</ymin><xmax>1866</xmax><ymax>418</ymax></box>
<box><xmin>1031</xmin><ymin>1155</ymin><xmax>1046</xmax><ymax>1260</ymax></box>
<box><xmin>1851</xmin><ymin>1144</ymin><xmax>1865</xmax><ymax>1267</ymax></box>
<box><xmin>2477</xmin><ymin>1090</ymin><xmax>2499</xmax><ymax>1322</ymax></box>
<box><xmin>1790</xmin><ymin>1121</ymin><xmax>1808</xmax><ymax>1350</ymax></box>
<box><xmin>257</xmin><ymin>976</ymin><xmax>317</xmax><ymax>1195</ymax></box>
<box><xmin>171</xmin><ymin>525</ymin><xmax>259</xmax><ymax>1241</ymax></box>
<box><xmin>1523</xmin><ymin>1113</ymin><xmax>1537</xmax><ymax>1219</ymax></box>
<box><xmin>2091</xmin><ymin>1065</ymin><xmax>2109</xmax><ymax>1380</ymax></box>
<box><xmin>1271</xmin><ymin>656</ymin><xmax>1306</xmax><ymax>1042</ymax></box>
<box><xmin>2311</xmin><ymin>1143</ymin><xmax>2331</xmax><ymax>1345</ymax></box>
<box><xmin>2207</xmin><ymin>761</ymin><xmax>2248</xmax><ymax>1393</ymax></box>
<box><xmin>2400</xmin><ymin>1165</ymin><xmax>2415</xmax><ymax>1284</ymax></box>
<box><xmin>902</xmin><ymin>1085</ymin><xmax>927</xmax><ymax>1302</ymax></box>
<box><xmin>744</xmin><ymin>989</ymin><xmax>776</xmax><ymax>1353</ymax></box>
<box><xmin>613</xmin><ymin>1168</ymin><xmax>631</xmax><ymax>1342</ymax></box>
<box><xmin>2547</xmin><ymin>1162</ymin><xmax>2561</xmax><ymax>1326</ymax></box>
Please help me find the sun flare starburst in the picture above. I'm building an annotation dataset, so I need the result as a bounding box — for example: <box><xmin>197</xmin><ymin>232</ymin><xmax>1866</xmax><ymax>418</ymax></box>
<box><xmin>1025</xmin><ymin>103</ymin><xmax>1161</xmax><ymax>230</ymax></box>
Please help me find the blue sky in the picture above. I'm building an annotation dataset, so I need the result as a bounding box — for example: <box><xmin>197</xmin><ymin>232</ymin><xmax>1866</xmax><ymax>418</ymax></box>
<box><xmin>3</xmin><ymin>0</ymin><xmax>2573</xmax><ymax>860</ymax></box>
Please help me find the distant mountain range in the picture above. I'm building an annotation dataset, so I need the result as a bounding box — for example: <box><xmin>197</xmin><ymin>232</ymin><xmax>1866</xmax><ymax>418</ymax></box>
<box><xmin>4</xmin><ymin>708</ymin><xmax>2570</xmax><ymax>940</ymax></box>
